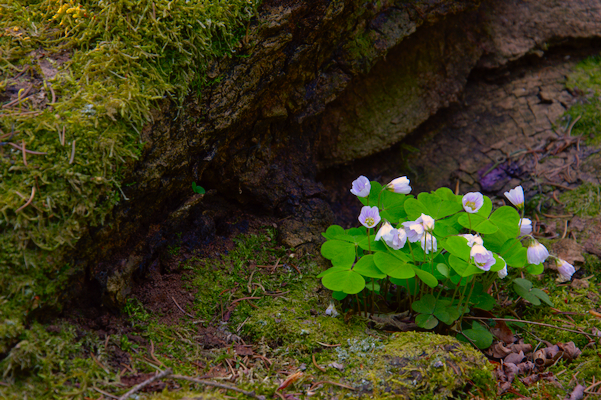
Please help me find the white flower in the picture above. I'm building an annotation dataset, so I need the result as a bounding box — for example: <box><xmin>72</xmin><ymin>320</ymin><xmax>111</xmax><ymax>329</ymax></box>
<box><xmin>519</xmin><ymin>218</ymin><xmax>532</xmax><ymax>236</ymax></box>
<box><xmin>416</xmin><ymin>213</ymin><xmax>435</xmax><ymax>232</ymax></box>
<box><xmin>420</xmin><ymin>233</ymin><xmax>437</xmax><ymax>254</ymax></box>
<box><xmin>459</xmin><ymin>234</ymin><xmax>483</xmax><ymax>248</ymax></box>
<box><xmin>325</xmin><ymin>303</ymin><xmax>339</xmax><ymax>317</ymax></box>
<box><xmin>388</xmin><ymin>228</ymin><xmax>407</xmax><ymax>250</ymax></box>
<box><xmin>358</xmin><ymin>206</ymin><xmax>380</xmax><ymax>229</ymax></box>
<box><xmin>375</xmin><ymin>221</ymin><xmax>394</xmax><ymax>242</ymax></box>
<box><xmin>386</xmin><ymin>176</ymin><xmax>411</xmax><ymax>194</ymax></box>
<box><xmin>527</xmin><ymin>239</ymin><xmax>549</xmax><ymax>265</ymax></box>
<box><xmin>350</xmin><ymin>176</ymin><xmax>371</xmax><ymax>198</ymax></box>
<box><xmin>462</xmin><ymin>192</ymin><xmax>484</xmax><ymax>213</ymax></box>
<box><xmin>504</xmin><ymin>185</ymin><xmax>525</xmax><ymax>209</ymax></box>
<box><xmin>556</xmin><ymin>258</ymin><xmax>575</xmax><ymax>282</ymax></box>
<box><xmin>402</xmin><ymin>220</ymin><xmax>424</xmax><ymax>243</ymax></box>
<box><xmin>470</xmin><ymin>244</ymin><xmax>496</xmax><ymax>271</ymax></box>
<box><xmin>376</xmin><ymin>223</ymin><xmax>407</xmax><ymax>250</ymax></box>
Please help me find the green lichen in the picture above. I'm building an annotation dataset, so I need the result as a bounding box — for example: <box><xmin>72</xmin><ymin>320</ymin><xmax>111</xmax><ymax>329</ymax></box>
<box><xmin>0</xmin><ymin>0</ymin><xmax>260</xmax><ymax>353</ymax></box>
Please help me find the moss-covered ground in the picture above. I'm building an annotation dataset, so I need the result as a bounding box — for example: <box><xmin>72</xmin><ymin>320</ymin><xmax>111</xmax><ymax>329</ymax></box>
<box><xmin>0</xmin><ymin>0</ymin><xmax>260</xmax><ymax>354</ymax></box>
<box><xmin>0</xmin><ymin>228</ymin><xmax>497</xmax><ymax>399</ymax></box>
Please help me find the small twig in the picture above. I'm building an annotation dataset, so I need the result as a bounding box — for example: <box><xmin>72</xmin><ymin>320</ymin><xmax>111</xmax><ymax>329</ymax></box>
<box><xmin>463</xmin><ymin>316</ymin><xmax>595</xmax><ymax>335</ymax></box>
<box><xmin>69</xmin><ymin>140</ymin><xmax>76</xmax><ymax>164</ymax></box>
<box><xmin>171</xmin><ymin>374</ymin><xmax>265</xmax><ymax>400</ymax></box>
<box><xmin>21</xmin><ymin>140</ymin><xmax>27</xmax><ymax>166</ymax></box>
<box><xmin>2</xmin><ymin>84</ymin><xmax>33</xmax><ymax>109</ymax></box>
<box><xmin>263</xmin><ymin>291</ymin><xmax>290</xmax><ymax>297</ymax></box>
<box><xmin>118</xmin><ymin>368</ymin><xmax>172</xmax><ymax>400</ymax></box>
<box><xmin>61</xmin><ymin>126</ymin><xmax>65</xmax><ymax>146</ymax></box>
<box><xmin>150</xmin><ymin>339</ymin><xmax>166</xmax><ymax>368</ymax></box>
<box><xmin>586</xmin><ymin>380</ymin><xmax>601</xmax><ymax>393</ymax></box>
<box><xmin>5</xmin><ymin>142</ymin><xmax>47</xmax><ymax>155</ymax></box>
<box><xmin>544</xmin><ymin>181</ymin><xmax>574</xmax><ymax>190</ymax></box>
<box><xmin>567</xmin><ymin>114</ymin><xmax>582</xmax><ymax>137</ymax></box>
<box><xmin>541</xmin><ymin>213</ymin><xmax>573</xmax><ymax>219</ymax></box>
<box><xmin>316</xmin><ymin>341</ymin><xmax>341</xmax><ymax>347</ymax></box>
<box><xmin>309</xmin><ymin>380</ymin><xmax>355</xmax><ymax>391</ymax></box>
<box><xmin>312</xmin><ymin>354</ymin><xmax>326</xmax><ymax>372</ymax></box>
<box><xmin>252</xmin><ymin>354</ymin><xmax>272</xmax><ymax>367</ymax></box>
<box><xmin>171</xmin><ymin>296</ymin><xmax>195</xmax><ymax>318</ymax></box>
<box><xmin>90</xmin><ymin>352</ymin><xmax>110</xmax><ymax>374</ymax></box>
<box><xmin>16</xmin><ymin>186</ymin><xmax>35</xmax><ymax>213</ymax></box>
<box><xmin>230</xmin><ymin>297</ymin><xmax>261</xmax><ymax>305</ymax></box>
<box><xmin>93</xmin><ymin>386</ymin><xmax>120</xmax><ymax>399</ymax></box>
<box><xmin>562</xmin><ymin>219</ymin><xmax>569</xmax><ymax>239</ymax></box>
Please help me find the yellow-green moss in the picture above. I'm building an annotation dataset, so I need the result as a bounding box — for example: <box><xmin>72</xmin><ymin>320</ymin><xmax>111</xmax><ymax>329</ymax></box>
<box><xmin>0</xmin><ymin>0</ymin><xmax>260</xmax><ymax>353</ymax></box>
<box><xmin>565</xmin><ymin>55</ymin><xmax>601</xmax><ymax>146</ymax></box>
<box><xmin>560</xmin><ymin>182</ymin><xmax>601</xmax><ymax>217</ymax></box>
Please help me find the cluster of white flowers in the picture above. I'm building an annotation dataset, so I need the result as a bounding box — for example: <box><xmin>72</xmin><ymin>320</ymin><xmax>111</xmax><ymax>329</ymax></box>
<box><xmin>351</xmin><ymin>178</ymin><xmax>576</xmax><ymax>282</ymax></box>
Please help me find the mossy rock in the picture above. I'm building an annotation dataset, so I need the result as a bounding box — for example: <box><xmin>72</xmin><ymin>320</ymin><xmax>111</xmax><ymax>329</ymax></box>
<box><xmin>359</xmin><ymin>332</ymin><xmax>495</xmax><ymax>399</ymax></box>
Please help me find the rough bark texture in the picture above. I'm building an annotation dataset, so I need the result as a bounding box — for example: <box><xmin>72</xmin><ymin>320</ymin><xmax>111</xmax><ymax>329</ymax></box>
<box><xmin>72</xmin><ymin>0</ymin><xmax>601</xmax><ymax>306</ymax></box>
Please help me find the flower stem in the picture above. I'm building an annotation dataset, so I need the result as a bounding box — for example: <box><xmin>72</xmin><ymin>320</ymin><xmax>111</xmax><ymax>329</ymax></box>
<box><xmin>367</xmin><ymin>228</ymin><xmax>372</xmax><ymax>253</ymax></box>
<box><xmin>459</xmin><ymin>278</ymin><xmax>476</xmax><ymax>327</ymax></box>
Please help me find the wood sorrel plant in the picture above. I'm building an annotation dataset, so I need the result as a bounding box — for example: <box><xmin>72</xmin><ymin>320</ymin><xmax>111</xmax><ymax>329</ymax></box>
<box><xmin>319</xmin><ymin>176</ymin><xmax>563</xmax><ymax>340</ymax></box>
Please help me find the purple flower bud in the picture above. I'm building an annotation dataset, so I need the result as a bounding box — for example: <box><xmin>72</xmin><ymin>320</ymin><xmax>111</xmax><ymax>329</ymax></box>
<box><xmin>470</xmin><ymin>244</ymin><xmax>496</xmax><ymax>271</ymax></box>
<box><xmin>504</xmin><ymin>185</ymin><xmax>525</xmax><ymax>209</ymax></box>
<box><xmin>350</xmin><ymin>176</ymin><xmax>371</xmax><ymax>197</ymax></box>
<box><xmin>527</xmin><ymin>239</ymin><xmax>549</xmax><ymax>265</ymax></box>
<box><xmin>386</xmin><ymin>176</ymin><xmax>411</xmax><ymax>194</ymax></box>
<box><xmin>556</xmin><ymin>258</ymin><xmax>575</xmax><ymax>282</ymax></box>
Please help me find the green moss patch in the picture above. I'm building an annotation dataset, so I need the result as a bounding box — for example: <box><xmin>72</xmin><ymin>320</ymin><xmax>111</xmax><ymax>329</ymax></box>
<box><xmin>0</xmin><ymin>0</ymin><xmax>260</xmax><ymax>353</ymax></box>
<box><xmin>565</xmin><ymin>55</ymin><xmax>601</xmax><ymax>146</ymax></box>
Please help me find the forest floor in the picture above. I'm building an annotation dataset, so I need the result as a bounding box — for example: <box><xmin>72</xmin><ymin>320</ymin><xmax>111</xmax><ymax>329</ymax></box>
<box><xmin>4</xmin><ymin>47</ymin><xmax>601</xmax><ymax>400</ymax></box>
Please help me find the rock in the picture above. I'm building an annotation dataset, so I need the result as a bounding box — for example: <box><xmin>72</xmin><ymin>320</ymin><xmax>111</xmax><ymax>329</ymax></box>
<box><xmin>77</xmin><ymin>0</ymin><xmax>601</xmax><ymax>307</ymax></box>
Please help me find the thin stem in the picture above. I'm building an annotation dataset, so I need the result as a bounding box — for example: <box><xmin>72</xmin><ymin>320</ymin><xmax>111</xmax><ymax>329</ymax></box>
<box><xmin>450</xmin><ymin>278</ymin><xmax>462</xmax><ymax>306</ymax></box>
<box><xmin>407</xmin><ymin>241</ymin><xmax>417</xmax><ymax>264</ymax></box>
<box><xmin>467</xmin><ymin>213</ymin><xmax>472</xmax><ymax>232</ymax></box>
<box><xmin>457</xmin><ymin>277</ymin><xmax>471</xmax><ymax>318</ymax></box>
<box><xmin>459</xmin><ymin>278</ymin><xmax>477</xmax><ymax>327</ymax></box>
<box><xmin>371</xmin><ymin>280</ymin><xmax>375</xmax><ymax>315</ymax></box>
<box><xmin>367</xmin><ymin>228</ymin><xmax>371</xmax><ymax>253</ymax></box>
<box><xmin>355</xmin><ymin>294</ymin><xmax>361</xmax><ymax>316</ymax></box>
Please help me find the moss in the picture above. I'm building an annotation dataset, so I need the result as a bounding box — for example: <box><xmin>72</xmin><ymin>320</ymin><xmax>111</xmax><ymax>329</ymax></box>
<box><xmin>351</xmin><ymin>332</ymin><xmax>495</xmax><ymax>399</ymax></box>
<box><xmin>241</xmin><ymin>279</ymin><xmax>367</xmax><ymax>353</ymax></box>
<box><xmin>0</xmin><ymin>0</ymin><xmax>260</xmax><ymax>353</ymax></box>
<box><xmin>560</xmin><ymin>182</ymin><xmax>601</xmax><ymax>217</ymax></box>
<box><xmin>565</xmin><ymin>55</ymin><xmax>601</xmax><ymax>146</ymax></box>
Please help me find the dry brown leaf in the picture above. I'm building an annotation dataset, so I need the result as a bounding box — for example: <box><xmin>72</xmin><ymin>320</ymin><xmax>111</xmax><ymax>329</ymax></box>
<box><xmin>491</xmin><ymin>342</ymin><xmax>513</xmax><ymax>359</ymax></box>
<box><xmin>557</xmin><ymin>342</ymin><xmax>582</xmax><ymax>361</ymax></box>
<box><xmin>504</xmin><ymin>351</ymin><xmax>525</xmax><ymax>365</ymax></box>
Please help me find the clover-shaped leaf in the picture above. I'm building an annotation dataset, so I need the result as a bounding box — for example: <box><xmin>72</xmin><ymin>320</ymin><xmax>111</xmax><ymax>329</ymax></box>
<box><xmin>457</xmin><ymin>322</ymin><xmax>493</xmax><ymax>349</ymax></box>
<box><xmin>322</xmin><ymin>270</ymin><xmax>365</xmax><ymax>294</ymax></box>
